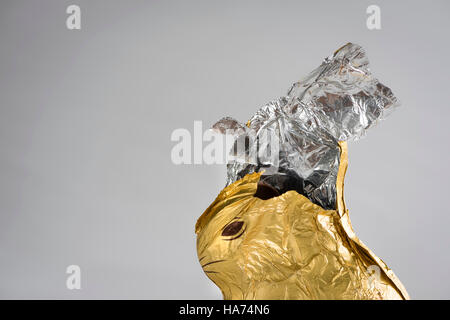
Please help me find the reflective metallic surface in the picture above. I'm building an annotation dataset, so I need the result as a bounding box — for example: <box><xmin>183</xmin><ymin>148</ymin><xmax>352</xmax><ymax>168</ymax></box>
<box><xmin>196</xmin><ymin>143</ymin><xmax>409</xmax><ymax>300</ymax></box>
<box><xmin>198</xmin><ymin>44</ymin><xmax>408</xmax><ymax>299</ymax></box>
<box><xmin>213</xmin><ymin>43</ymin><xmax>399</xmax><ymax>209</ymax></box>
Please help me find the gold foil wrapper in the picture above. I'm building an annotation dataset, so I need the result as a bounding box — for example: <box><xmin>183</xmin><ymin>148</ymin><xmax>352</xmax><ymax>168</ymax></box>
<box><xmin>195</xmin><ymin>142</ymin><xmax>409</xmax><ymax>300</ymax></box>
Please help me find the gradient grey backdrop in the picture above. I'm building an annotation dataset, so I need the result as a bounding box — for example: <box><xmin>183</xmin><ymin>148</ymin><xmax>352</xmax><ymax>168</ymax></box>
<box><xmin>0</xmin><ymin>0</ymin><xmax>449</xmax><ymax>299</ymax></box>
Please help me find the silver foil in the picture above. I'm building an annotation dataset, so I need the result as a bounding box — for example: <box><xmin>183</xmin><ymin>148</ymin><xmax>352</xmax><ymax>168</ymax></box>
<box><xmin>213</xmin><ymin>43</ymin><xmax>399</xmax><ymax>209</ymax></box>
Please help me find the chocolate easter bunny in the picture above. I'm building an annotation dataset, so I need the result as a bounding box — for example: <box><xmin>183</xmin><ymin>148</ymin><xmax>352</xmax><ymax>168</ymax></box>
<box><xmin>196</xmin><ymin>43</ymin><xmax>409</xmax><ymax>300</ymax></box>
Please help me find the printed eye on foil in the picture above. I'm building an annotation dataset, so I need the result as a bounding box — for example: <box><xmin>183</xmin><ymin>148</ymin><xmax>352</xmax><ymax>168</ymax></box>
<box><xmin>195</xmin><ymin>43</ymin><xmax>409</xmax><ymax>300</ymax></box>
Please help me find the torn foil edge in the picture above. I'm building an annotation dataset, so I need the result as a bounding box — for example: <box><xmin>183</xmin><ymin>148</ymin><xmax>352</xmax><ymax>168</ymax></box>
<box><xmin>212</xmin><ymin>43</ymin><xmax>399</xmax><ymax>209</ymax></box>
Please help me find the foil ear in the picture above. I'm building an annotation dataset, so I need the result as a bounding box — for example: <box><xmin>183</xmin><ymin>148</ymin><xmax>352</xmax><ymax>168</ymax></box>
<box><xmin>212</xmin><ymin>43</ymin><xmax>399</xmax><ymax>210</ymax></box>
<box><xmin>286</xmin><ymin>42</ymin><xmax>400</xmax><ymax>141</ymax></box>
<box><xmin>212</xmin><ymin>117</ymin><xmax>247</xmax><ymax>136</ymax></box>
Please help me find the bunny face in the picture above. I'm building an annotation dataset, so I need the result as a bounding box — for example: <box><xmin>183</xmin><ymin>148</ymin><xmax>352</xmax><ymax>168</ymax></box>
<box><xmin>195</xmin><ymin>172</ymin><xmax>351</xmax><ymax>299</ymax></box>
<box><xmin>195</xmin><ymin>170</ymin><xmax>407</xmax><ymax>300</ymax></box>
<box><xmin>196</xmin><ymin>182</ymin><xmax>295</xmax><ymax>298</ymax></box>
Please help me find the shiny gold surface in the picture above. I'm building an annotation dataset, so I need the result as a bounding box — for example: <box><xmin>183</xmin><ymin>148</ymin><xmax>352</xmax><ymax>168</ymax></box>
<box><xmin>195</xmin><ymin>142</ymin><xmax>409</xmax><ymax>300</ymax></box>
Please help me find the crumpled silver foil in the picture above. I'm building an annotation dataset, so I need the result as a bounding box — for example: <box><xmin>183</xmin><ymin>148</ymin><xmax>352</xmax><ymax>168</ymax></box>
<box><xmin>213</xmin><ymin>43</ymin><xmax>399</xmax><ymax>209</ymax></box>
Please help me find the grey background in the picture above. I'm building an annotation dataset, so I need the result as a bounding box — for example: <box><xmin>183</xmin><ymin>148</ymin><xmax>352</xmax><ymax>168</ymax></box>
<box><xmin>0</xmin><ymin>0</ymin><xmax>449</xmax><ymax>299</ymax></box>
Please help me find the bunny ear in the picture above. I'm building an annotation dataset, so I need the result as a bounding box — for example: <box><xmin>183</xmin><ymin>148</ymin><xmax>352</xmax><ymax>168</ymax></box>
<box><xmin>286</xmin><ymin>43</ymin><xmax>399</xmax><ymax>141</ymax></box>
<box><xmin>219</xmin><ymin>44</ymin><xmax>399</xmax><ymax>209</ymax></box>
<box><xmin>211</xmin><ymin>117</ymin><xmax>247</xmax><ymax>136</ymax></box>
